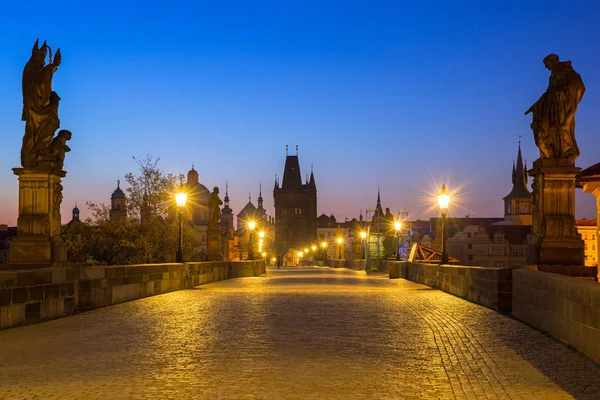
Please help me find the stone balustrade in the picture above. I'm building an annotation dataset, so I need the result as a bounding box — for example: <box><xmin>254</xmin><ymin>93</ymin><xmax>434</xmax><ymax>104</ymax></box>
<box><xmin>329</xmin><ymin>259</ymin><xmax>365</xmax><ymax>270</ymax></box>
<box><xmin>1</xmin><ymin>260</ymin><xmax>265</xmax><ymax>329</ymax></box>
<box><xmin>385</xmin><ymin>261</ymin><xmax>517</xmax><ymax>312</ymax></box>
<box><xmin>0</xmin><ymin>266</ymin><xmax>78</xmax><ymax>329</ymax></box>
<box><xmin>513</xmin><ymin>268</ymin><xmax>600</xmax><ymax>363</ymax></box>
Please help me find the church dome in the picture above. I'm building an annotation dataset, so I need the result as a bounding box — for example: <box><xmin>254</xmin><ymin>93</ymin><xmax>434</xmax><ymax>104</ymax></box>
<box><xmin>187</xmin><ymin>166</ymin><xmax>199</xmax><ymax>184</ymax></box>
<box><xmin>111</xmin><ymin>180</ymin><xmax>125</xmax><ymax>199</ymax></box>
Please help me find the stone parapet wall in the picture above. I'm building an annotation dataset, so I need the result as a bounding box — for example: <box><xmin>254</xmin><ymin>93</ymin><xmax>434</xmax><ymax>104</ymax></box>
<box><xmin>0</xmin><ymin>267</ymin><xmax>78</xmax><ymax>329</ymax></box>
<box><xmin>1</xmin><ymin>260</ymin><xmax>265</xmax><ymax>329</ymax></box>
<box><xmin>385</xmin><ymin>261</ymin><xmax>517</xmax><ymax>312</ymax></box>
<box><xmin>513</xmin><ymin>269</ymin><xmax>600</xmax><ymax>363</ymax></box>
<box><xmin>79</xmin><ymin>260</ymin><xmax>265</xmax><ymax>310</ymax></box>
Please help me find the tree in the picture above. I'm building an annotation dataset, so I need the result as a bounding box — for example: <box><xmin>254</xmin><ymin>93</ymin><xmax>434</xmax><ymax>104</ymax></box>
<box><xmin>62</xmin><ymin>155</ymin><xmax>200</xmax><ymax>265</ymax></box>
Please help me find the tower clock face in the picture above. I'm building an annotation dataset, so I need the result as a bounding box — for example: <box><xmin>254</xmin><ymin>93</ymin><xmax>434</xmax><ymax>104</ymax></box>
<box><xmin>519</xmin><ymin>204</ymin><xmax>529</xmax><ymax>213</ymax></box>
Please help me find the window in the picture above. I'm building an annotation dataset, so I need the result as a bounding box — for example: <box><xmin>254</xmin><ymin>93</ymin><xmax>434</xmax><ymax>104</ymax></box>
<box><xmin>512</xmin><ymin>248</ymin><xmax>519</xmax><ymax>256</ymax></box>
<box><xmin>593</xmin><ymin>235</ymin><xmax>596</xmax><ymax>240</ymax></box>
<box><xmin>467</xmin><ymin>232</ymin><xmax>472</xmax><ymax>238</ymax></box>
<box><xmin>468</xmin><ymin>243</ymin><xmax>472</xmax><ymax>250</ymax></box>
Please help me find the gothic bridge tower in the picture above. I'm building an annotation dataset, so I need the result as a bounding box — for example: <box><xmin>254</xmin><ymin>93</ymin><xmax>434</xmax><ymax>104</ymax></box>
<box><xmin>273</xmin><ymin>145</ymin><xmax>317</xmax><ymax>256</ymax></box>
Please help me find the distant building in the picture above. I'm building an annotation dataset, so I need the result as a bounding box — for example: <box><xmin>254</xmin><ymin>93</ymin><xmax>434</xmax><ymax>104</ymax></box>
<box><xmin>273</xmin><ymin>147</ymin><xmax>317</xmax><ymax>259</ymax></box>
<box><xmin>576</xmin><ymin>219</ymin><xmax>597</xmax><ymax>267</ymax></box>
<box><xmin>0</xmin><ymin>224</ymin><xmax>17</xmax><ymax>264</ymax></box>
<box><xmin>446</xmin><ymin>224</ymin><xmax>531</xmax><ymax>268</ymax></box>
<box><xmin>430</xmin><ymin>142</ymin><xmax>533</xmax><ymax>266</ymax></box>
<box><xmin>236</xmin><ymin>189</ymin><xmax>275</xmax><ymax>261</ymax></box>
<box><xmin>110</xmin><ymin>180</ymin><xmax>126</xmax><ymax>221</ymax></box>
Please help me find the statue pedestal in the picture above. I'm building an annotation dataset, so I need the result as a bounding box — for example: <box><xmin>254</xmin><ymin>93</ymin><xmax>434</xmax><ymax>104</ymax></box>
<box><xmin>8</xmin><ymin>168</ymin><xmax>67</xmax><ymax>268</ymax></box>
<box><xmin>527</xmin><ymin>159</ymin><xmax>584</xmax><ymax>268</ymax></box>
<box><xmin>206</xmin><ymin>227</ymin><xmax>223</xmax><ymax>261</ymax></box>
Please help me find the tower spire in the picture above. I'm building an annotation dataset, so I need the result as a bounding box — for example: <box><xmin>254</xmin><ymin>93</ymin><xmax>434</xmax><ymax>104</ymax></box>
<box><xmin>224</xmin><ymin>180</ymin><xmax>230</xmax><ymax>207</ymax></box>
<box><xmin>258</xmin><ymin>182</ymin><xmax>264</xmax><ymax>211</ymax></box>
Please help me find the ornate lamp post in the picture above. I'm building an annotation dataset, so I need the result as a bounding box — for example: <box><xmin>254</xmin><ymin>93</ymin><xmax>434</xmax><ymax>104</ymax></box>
<box><xmin>360</xmin><ymin>231</ymin><xmax>366</xmax><ymax>259</ymax></box>
<box><xmin>437</xmin><ymin>184</ymin><xmax>450</xmax><ymax>265</ymax></box>
<box><xmin>175</xmin><ymin>192</ymin><xmax>188</xmax><ymax>263</ymax></box>
<box><xmin>394</xmin><ymin>221</ymin><xmax>402</xmax><ymax>261</ymax></box>
<box><xmin>321</xmin><ymin>241</ymin><xmax>327</xmax><ymax>260</ymax></box>
<box><xmin>248</xmin><ymin>221</ymin><xmax>256</xmax><ymax>260</ymax></box>
<box><xmin>337</xmin><ymin>237</ymin><xmax>343</xmax><ymax>260</ymax></box>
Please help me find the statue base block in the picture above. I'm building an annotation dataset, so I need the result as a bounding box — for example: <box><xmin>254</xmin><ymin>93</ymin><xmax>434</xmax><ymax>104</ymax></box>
<box><xmin>528</xmin><ymin>159</ymin><xmax>584</xmax><ymax>267</ymax></box>
<box><xmin>206</xmin><ymin>227</ymin><xmax>223</xmax><ymax>261</ymax></box>
<box><xmin>8</xmin><ymin>167</ymin><xmax>67</xmax><ymax>268</ymax></box>
<box><xmin>8</xmin><ymin>236</ymin><xmax>67</xmax><ymax>269</ymax></box>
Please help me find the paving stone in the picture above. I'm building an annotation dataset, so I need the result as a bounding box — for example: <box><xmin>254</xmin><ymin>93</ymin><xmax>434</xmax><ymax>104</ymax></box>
<box><xmin>0</xmin><ymin>266</ymin><xmax>599</xmax><ymax>399</ymax></box>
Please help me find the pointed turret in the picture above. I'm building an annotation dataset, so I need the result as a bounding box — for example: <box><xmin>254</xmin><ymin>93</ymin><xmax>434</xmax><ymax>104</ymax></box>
<box><xmin>505</xmin><ymin>141</ymin><xmax>529</xmax><ymax>198</ymax></box>
<box><xmin>308</xmin><ymin>165</ymin><xmax>316</xmax><ymax>189</ymax></box>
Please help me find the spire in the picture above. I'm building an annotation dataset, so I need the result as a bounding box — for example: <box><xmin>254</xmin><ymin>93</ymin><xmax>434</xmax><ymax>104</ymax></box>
<box><xmin>504</xmin><ymin>139</ymin><xmax>531</xmax><ymax>200</ymax></box>
<box><xmin>286</xmin><ymin>145</ymin><xmax>288</xmax><ymax>156</ymax></box>
<box><xmin>258</xmin><ymin>182</ymin><xmax>264</xmax><ymax>210</ymax></box>
<box><xmin>296</xmin><ymin>144</ymin><xmax>298</xmax><ymax>155</ymax></box>
<box><xmin>224</xmin><ymin>180</ymin><xmax>230</xmax><ymax>206</ymax></box>
<box><xmin>374</xmin><ymin>186</ymin><xmax>384</xmax><ymax>218</ymax></box>
<box><xmin>248</xmin><ymin>192</ymin><xmax>251</xmax><ymax>203</ymax></box>
<box><xmin>274</xmin><ymin>174</ymin><xmax>279</xmax><ymax>190</ymax></box>
<box><xmin>359</xmin><ymin>209</ymin><xmax>363</xmax><ymax>222</ymax></box>
<box><xmin>308</xmin><ymin>164</ymin><xmax>316</xmax><ymax>188</ymax></box>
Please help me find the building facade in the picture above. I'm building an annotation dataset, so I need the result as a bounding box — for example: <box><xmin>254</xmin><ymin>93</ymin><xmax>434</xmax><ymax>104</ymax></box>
<box><xmin>576</xmin><ymin>219</ymin><xmax>598</xmax><ymax>267</ymax></box>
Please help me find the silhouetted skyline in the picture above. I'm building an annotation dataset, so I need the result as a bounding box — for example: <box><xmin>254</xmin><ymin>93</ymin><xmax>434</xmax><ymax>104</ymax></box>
<box><xmin>1</xmin><ymin>1</ymin><xmax>600</xmax><ymax>224</ymax></box>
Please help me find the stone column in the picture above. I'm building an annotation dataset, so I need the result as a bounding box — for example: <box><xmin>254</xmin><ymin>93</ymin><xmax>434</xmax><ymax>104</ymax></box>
<box><xmin>527</xmin><ymin>159</ymin><xmax>584</xmax><ymax>267</ymax></box>
<box><xmin>8</xmin><ymin>168</ymin><xmax>67</xmax><ymax>268</ymax></box>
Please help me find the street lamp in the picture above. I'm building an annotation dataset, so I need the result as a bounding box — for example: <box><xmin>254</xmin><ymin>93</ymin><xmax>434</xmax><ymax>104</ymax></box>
<box><xmin>321</xmin><ymin>241</ymin><xmax>327</xmax><ymax>260</ymax></box>
<box><xmin>337</xmin><ymin>237</ymin><xmax>343</xmax><ymax>260</ymax></box>
<box><xmin>360</xmin><ymin>231</ymin><xmax>366</xmax><ymax>259</ymax></box>
<box><xmin>394</xmin><ymin>221</ymin><xmax>402</xmax><ymax>261</ymax></box>
<box><xmin>248</xmin><ymin>221</ymin><xmax>256</xmax><ymax>260</ymax></box>
<box><xmin>437</xmin><ymin>184</ymin><xmax>450</xmax><ymax>264</ymax></box>
<box><xmin>175</xmin><ymin>192</ymin><xmax>188</xmax><ymax>263</ymax></box>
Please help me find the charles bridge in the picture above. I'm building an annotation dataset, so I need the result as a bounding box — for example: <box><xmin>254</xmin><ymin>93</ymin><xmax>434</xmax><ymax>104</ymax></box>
<box><xmin>1</xmin><ymin>265</ymin><xmax>600</xmax><ymax>399</ymax></box>
<box><xmin>2</xmin><ymin>40</ymin><xmax>600</xmax><ymax>398</ymax></box>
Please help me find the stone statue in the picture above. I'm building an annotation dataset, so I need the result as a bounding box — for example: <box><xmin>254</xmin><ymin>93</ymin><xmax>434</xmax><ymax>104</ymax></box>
<box><xmin>525</xmin><ymin>54</ymin><xmax>585</xmax><ymax>162</ymax></box>
<box><xmin>208</xmin><ymin>187</ymin><xmax>222</xmax><ymax>229</ymax></box>
<box><xmin>21</xmin><ymin>39</ymin><xmax>71</xmax><ymax>169</ymax></box>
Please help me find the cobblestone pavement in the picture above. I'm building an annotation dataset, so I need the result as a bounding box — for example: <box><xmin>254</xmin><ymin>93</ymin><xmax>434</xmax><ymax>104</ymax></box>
<box><xmin>1</xmin><ymin>266</ymin><xmax>600</xmax><ymax>399</ymax></box>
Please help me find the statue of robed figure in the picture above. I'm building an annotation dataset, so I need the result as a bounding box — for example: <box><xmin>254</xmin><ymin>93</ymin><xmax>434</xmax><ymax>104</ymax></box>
<box><xmin>208</xmin><ymin>187</ymin><xmax>223</xmax><ymax>230</ymax></box>
<box><xmin>525</xmin><ymin>54</ymin><xmax>585</xmax><ymax>162</ymax></box>
<box><xmin>21</xmin><ymin>39</ymin><xmax>71</xmax><ymax>169</ymax></box>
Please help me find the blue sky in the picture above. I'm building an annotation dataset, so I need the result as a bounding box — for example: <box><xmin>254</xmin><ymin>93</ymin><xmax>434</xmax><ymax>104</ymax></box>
<box><xmin>1</xmin><ymin>1</ymin><xmax>600</xmax><ymax>224</ymax></box>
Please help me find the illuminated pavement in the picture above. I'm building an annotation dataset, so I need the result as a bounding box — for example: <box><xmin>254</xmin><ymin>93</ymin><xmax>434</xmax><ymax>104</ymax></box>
<box><xmin>1</xmin><ymin>266</ymin><xmax>599</xmax><ymax>399</ymax></box>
